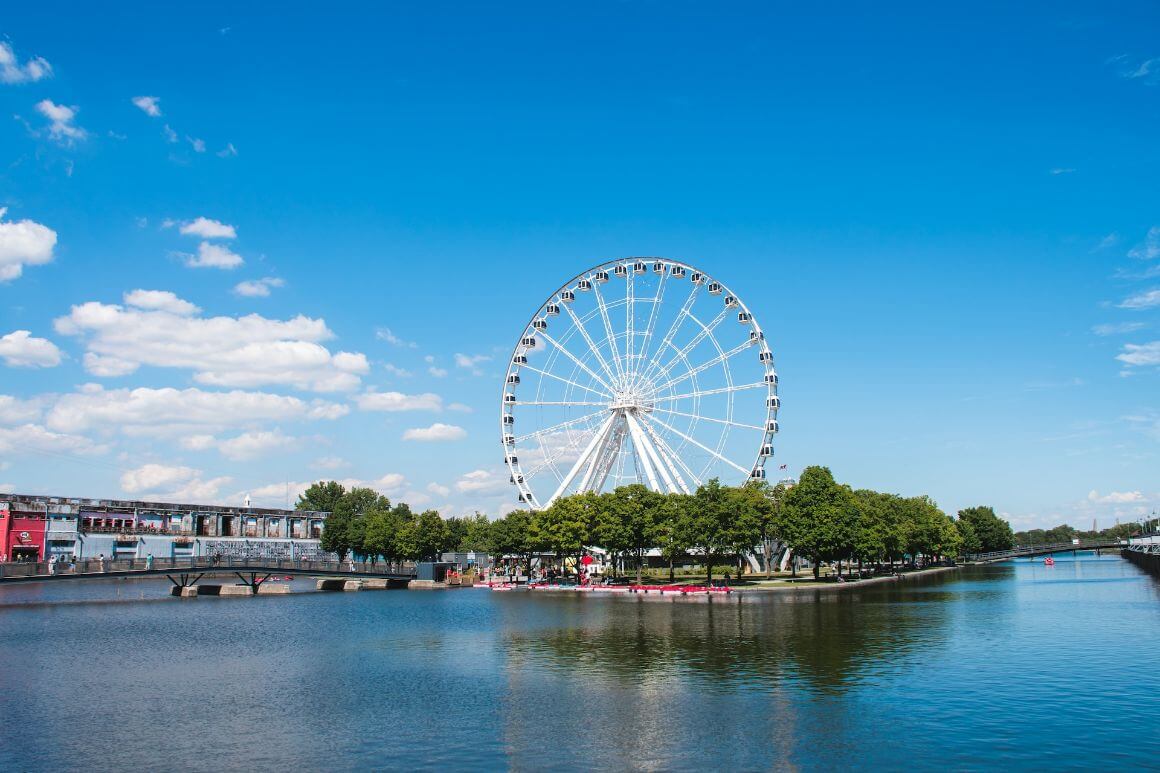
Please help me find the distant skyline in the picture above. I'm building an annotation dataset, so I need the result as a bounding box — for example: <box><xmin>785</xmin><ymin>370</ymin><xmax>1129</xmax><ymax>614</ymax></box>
<box><xmin>1</xmin><ymin>2</ymin><xmax>1158</xmax><ymax>530</ymax></box>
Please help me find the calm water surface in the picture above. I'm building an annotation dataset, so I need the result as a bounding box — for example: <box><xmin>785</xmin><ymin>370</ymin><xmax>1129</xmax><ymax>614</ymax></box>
<box><xmin>1</xmin><ymin>553</ymin><xmax>1158</xmax><ymax>771</ymax></box>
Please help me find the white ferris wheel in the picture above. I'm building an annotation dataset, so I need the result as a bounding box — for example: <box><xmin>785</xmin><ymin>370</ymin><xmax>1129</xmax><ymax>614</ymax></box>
<box><xmin>501</xmin><ymin>257</ymin><xmax>779</xmax><ymax>510</ymax></box>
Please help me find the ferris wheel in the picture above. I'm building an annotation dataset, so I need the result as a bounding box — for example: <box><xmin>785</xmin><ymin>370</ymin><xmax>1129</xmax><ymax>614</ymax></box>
<box><xmin>501</xmin><ymin>257</ymin><xmax>779</xmax><ymax>510</ymax></box>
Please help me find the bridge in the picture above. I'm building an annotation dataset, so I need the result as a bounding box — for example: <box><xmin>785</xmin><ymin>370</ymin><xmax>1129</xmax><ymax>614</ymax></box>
<box><xmin>968</xmin><ymin>538</ymin><xmax>1130</xmax><ymax>563</ymax></box>
<box><xmin>0</xmin><ymin>555</ymin><xmax>417</xmax><ymax>593</ymax></box>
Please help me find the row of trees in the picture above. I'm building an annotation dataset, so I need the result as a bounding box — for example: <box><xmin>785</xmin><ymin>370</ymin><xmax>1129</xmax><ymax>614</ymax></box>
<box><xmin>298</xmin><ymin>481</ymin><xmax>490</xmax><ymax>566</ymax></box>
<box><xmin>1014</xmin><ymin>517</ymin><xmax>1157</xmax><ymax>547</ymax></box>
<box><xmin>491</xmin><ymin>466</ymin><xmax>1013</xmax><ymax>580</ymax></box>
<box><xmin>299</xmin><ymin>467</ymin><xmax>1015</xmax><ymax>580</ymax></box>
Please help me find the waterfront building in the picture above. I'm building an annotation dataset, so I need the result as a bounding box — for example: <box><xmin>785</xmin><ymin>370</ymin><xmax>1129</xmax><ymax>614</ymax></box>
<box><xmin>0</xmin><ymin>494</ymin><xmax>334</xmax><ymax>562</ymax></box>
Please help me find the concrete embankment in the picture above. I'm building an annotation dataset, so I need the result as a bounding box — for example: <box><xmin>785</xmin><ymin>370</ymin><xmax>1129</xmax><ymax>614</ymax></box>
<box><xmin>1123</xmin><ymin>549</ymin><xmax>1160</xmax><ymax>576</ymax></box>
<box><xmin>736</xmin><ymin>565</ymin><xmax>960</xmax><ymax>593</ymax></box>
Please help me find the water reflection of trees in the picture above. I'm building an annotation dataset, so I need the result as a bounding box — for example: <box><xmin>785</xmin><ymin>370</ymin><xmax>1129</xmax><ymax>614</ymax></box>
<box><xmin>503</xmin><ymin>571</ymin><xmax>961</xmax><ymax>696</ymax></box>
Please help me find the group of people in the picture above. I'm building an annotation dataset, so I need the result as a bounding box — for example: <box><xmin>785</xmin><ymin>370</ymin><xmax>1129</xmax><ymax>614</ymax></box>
<box><xmin>31</xmin><ymin>552</ymin><xmax>156</xmax><ymax>575</ymax></box>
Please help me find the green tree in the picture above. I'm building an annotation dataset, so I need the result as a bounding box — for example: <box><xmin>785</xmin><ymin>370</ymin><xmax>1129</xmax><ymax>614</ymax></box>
<box><xmin>957</xmin><ymin>506</ymin><xmax>1014</xmax><ymax>553</ymax></box>
<box><xmin>955</xmin><ymin>517</ymin><xmax>982</xmax><ymax>555</ymax></box>
<box><xmin>296</xmin><ymin>480</ymin><xmax>346</xmax><ymax>513</ymax></box>
<box><xmin>531</xmin><ymin>495</ymin><xmax>590</xmax><ymax>572</ymax></box>
<box><xmin>489</xmin><ymin>509</ymin><xmax>536</xmax><ymax>577</ymax></box>
<box><xmin>726</xmin><ymin>482</ymin><xmax>771</xmax><ymax>578</ymax></box>
<box><xmin>653</xmin><ymin>493</ymin><xmax>692</xmax><ymax>582</ymax></box>
<box><xmin>781</xmin><ymin>466</ymin><xmax>859</xmax><ymax>580</ymax></box>
<box><xmin>679</xmin><ymin>478</ymin><xmax>736</xmax><ymax>584</ymax></box>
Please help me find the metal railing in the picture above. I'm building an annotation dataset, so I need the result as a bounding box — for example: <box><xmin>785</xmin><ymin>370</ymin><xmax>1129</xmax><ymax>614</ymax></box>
<box><xmin>967</xmin><ymin>538</ymin><xmax>1127</xmax><ymax>562</ymax></box>
<box><xmin>0</xmin><ymin>556</ymin><xmax>417</xmax><ymax>581</ymax></box>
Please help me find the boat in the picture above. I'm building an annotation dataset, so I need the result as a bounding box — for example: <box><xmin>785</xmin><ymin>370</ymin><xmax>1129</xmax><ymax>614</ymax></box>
<box><xmin>1044</xmin><ymin>557</ymin><xmax>1055</xmax><ymax>566</ymax></box>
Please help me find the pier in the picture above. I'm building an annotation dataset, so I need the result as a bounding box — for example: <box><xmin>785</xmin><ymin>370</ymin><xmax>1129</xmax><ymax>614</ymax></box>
<box><xmin>0</xmin><ymin>555</ymin><xmax>417</xmax><ymax>594</ymax></box>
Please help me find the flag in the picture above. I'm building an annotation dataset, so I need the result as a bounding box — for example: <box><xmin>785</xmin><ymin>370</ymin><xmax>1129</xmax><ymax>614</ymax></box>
<box><xmin>779</xmin><ymin>464</ymin><xmax>787</xmax><ymax>470</ymax></box>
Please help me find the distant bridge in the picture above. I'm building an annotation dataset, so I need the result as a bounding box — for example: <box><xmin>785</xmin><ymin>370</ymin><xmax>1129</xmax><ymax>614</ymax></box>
<box><xmin>968</xmin><ymin>538</ymin><xmax>1129</xmax><ymax>563</ymax></box>
<box><xmin>0</xmin><ymin>556</ymin><xmax>417</xmax><ymax>592</ymax></box>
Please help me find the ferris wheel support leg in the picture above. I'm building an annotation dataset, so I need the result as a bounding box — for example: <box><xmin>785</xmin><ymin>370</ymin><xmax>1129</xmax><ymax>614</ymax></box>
<box><xmin>638</xmin><ymin>414</ymin><xmax>694</xmax><ymax>494</ymax></box>
<box><xmin>547</xmin><ymin>413</ymin><xmax>616</xmax><ymax>507</ymax></box>
<box><xmin>577</xmin><ymin>415</ymin><xmax>620</xmax><ymax>493</ymax></box>
<box><xmin>626</xmin><ymin>411</ymin><xmax>680</xmax><ymax>494</ymax></box>
<box><xmin>624</xmin><ymin>411</ymin><xmax>662</xmax><ymax>493</ymax></box>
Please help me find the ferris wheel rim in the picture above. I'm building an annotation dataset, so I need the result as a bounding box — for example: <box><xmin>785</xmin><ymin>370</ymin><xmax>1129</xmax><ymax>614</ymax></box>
<box><xmin>500</xmin><ymin>256</ymin><xmax>779</xmax><ymax>510</ymax></box>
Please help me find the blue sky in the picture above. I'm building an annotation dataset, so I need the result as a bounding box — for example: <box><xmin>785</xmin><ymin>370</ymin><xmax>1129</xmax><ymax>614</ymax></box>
<box><xmin>1</xmin><ymin>1</ymin><xmax>1158</xmax><ymax>529</ymax></box>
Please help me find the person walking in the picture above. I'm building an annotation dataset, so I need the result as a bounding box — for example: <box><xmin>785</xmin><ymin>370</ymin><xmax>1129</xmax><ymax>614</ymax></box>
<box><xmin>47</xmin><ymin>553</ymin><xmax>57</xmax><ymax>576</ymax></box>
<box><xmin>146</xmin><ymin>552</ymin><xmax>154</xmax><ymax>570</ymax></box>
<box><xmin>98</xmin><ymin>553</ymin><xmax>106</xmax><ymax>573</ymax></box>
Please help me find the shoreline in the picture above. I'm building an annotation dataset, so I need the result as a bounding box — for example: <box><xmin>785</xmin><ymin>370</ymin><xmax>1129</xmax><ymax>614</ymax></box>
<box><xmin>730</xmin><ymin>564</ymin><xmax>961</xmax><ymax>593</ymax></box>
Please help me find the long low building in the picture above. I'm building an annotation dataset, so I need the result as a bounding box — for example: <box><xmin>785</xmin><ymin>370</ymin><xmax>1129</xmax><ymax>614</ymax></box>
<box><xmin>0</xmin><ymin>493</ymin><xmax>335</xmax><ymax>563</ymax></box>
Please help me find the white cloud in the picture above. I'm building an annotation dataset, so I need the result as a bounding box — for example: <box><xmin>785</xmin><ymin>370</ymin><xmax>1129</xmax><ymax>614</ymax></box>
<box><xmin>243</xmin><ymin>472</ymin><xmax>408</xmax><ymax>508</ymax></box>
<box><xmin>120</xmin><ymin>463</ymin><xmax>231</xmax><ymax>501</ymax></box>
<box><xmin>355</xmin><ymin>391</ymin><xmax>443</xmax><ymax>412</ymax></box>
<box><xmin>1095</xmin><ymin>233</ymin><xmax>1119</xmax><ymax>251</ymax></box>
<box><xmin>448</xmin><ymin>402</ymin><xmax>473</xmax><ymax>413</ymax></box>
<box><xmin>402</xmin><ymin>422</ymin><xmax>466</xmax><ymax>442</ymax></box>
<box><xmin>162</xmin><ymin>124</ymin><xmax>178</xmax><ymax>143</ymax></box>
<box><xmin>1119</xmin><ymin>288</ymin><xmax>1160</xmax><ymax>309</ymax></box>
<box><xmin>35</xmin><ymin>99</ymin><xmax>86</xmax><ymax>145</ymax></box>
<box><xmin>427</xmin><ymin>482</ymin><xmax>451</xmax><ymax>497</ymax></box>
<box><xmin>375</xmin><ymin>327</ymin><xmax>417</xmax><ymax>348</ymax></box>
<box><xmin>313</xmin><ymin>455</ymin><xmax>349</xmax><ymax>470</ymax></box>
<box><xmin>1049</xmin><ymin>168</ymin><xmax>1075</xmax><ymax>175</ymax></box>
<box><xmin>428</xmin><ymin>366</ymin><xmax>448</xmax><ymax>377</ymax></box>
<box><xmin>131</xmin><ymin>96</ymin><xmax>162</xmax><ymax>117</ymax></box>
<box><xmin>217</xmin><ymin>143</ymin><xmax>238</xmax><ymax>158</ymax></box>
<box><xmin>383</xmin><ymin>364</ymin><xmax>412</xmax><ymax>378</ymax></box>
<box><xmin>454</xmin><ymin>353</ymin><xmax>492</xmax><ymax>375</ymax></box>
<box><xmin>0</xmin><ymin>42</ymin><xmax>52</xmax><ymax>84</ymax></box>
<box><xmin>1116</xmin><ymin>341</ymin><xmax>1160</xmax><ymax>367</ymax></box>
<box><xmin>0</xmin><ymin>330</ymin><xmax>62</xmax><ymax>368</ymax></box>
<box><xmin>45</xmin><ymin>385</ymin><xmax>348</xmax><ymax>435</ymax></box>
<box><xmin>233</xmin><ymin>277</ymin><xmax>284</xmax><ymax>297</ymax></box>
<box><xmin>0</xmin><ymin>395</ymin><xmax>43</xmax><ymax>424</ymax></box>
<box><xmin>179</xmin><ymin>217</ymin><xmax>236</xmax><ymax>239</ymax></box>
<box><xmin>0</xmin><ymin>208</ymin><xmax>56</xmax><ymax>282</ymax></box>
<box><xmin>55</xmin><ymin>295</ymin><xmax>368</xmax><ymax>391</ymax></box>
<box><xmin>185</xmin><ymin>242</ymin><xmax>244</xmax><ymax>269</ymax></box>
<box><xmin>82</xmin><ymin>352</ymin><xmax>138</xmax><ymax>377</ymax></box>
<box><xmin>187</xmin><ymin>136</ymin><xmax>206</xmax><ymax>153</ymax></box>
<box><xmin>124</xmin><ymin>289</ymin><xmax>200</xmax><ymax>315</ymax></box>
<box><xmin>0</xmin><ymin>423</ymin><xmax>104</xmax><ymax>456</ymax></box>
<box><xmin>455</xmin><ymin>468</ymin><xmax>507</xmax><ymax>494</ymax></box>
<box><xmin>1128</xmin><ymin>227</ymin><xmax>1160</xmax><ymax>261</ymax></box>
<box><xmin>179</xmin><ymin>434</ymin><xmax>217</xmax><ymax>452</ymax></box>
<box><xmin>1086</xmin><ymin>489</ymin><xmax>1146</xmax><ymax>504</ymax></box>
<box><xmin>1092</xmin><ymin>322</ymin><xmax>1146</xmax><ymax>336</ymax></box>
<box><xmin>216</xmin><ymin>429</ymin><xmax>296</xmax><ymax>460</ymax></box>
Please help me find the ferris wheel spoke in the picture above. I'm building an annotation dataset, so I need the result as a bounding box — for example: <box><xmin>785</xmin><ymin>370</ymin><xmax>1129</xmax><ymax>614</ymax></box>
<box><xmin>524</xmin><ymin>422</ymin><xmax>601</xmax><ymax>479</ymax></box>
<box><xmin>536</xmin><ymin>329</ymin><xmax>617</xmax><ymax>394</ymax></box>
<box><xmin>547</xmin><ymin>413</ymin><xmax>617</xmax><ymax>506</ymax></box>
<box><xmin>633</xmin><ymin>268</ymin><xmax>669</xmax><ymax>390</ymax></box>
<box><xmin>625</xmin><ymin>266</ymin><xmax>635</xmax><ymax>385</ymax></box>
<box><xmin>637</xmin><ymin>282</ymin><xmax>700</xmax><ymax>386</ymax></box>
<box><xmin>650</xmin><ymin>382</ymin><xmax>766</xmax><ymax>403</ymax></box>
<box><xmin>514</xmin><ymin>409</ymin><xmax>609</xmax><ymax>444</ymax></box>
<box><xmin>519</xmin><ymin>364</ymin><xmax>614</xmax><ymax>400</ymax></box>
<box><xmin>642</xmin><ymin>413</ymin><xmax>750</xmax><ymax>476</ymax></box>
<box><xmin>514</xmin><ymin>400</ymin><xmax>608</xmax><ymax>406</ymax></box>
<box><xmin>559</xmin><ymin>298</ymin><xmax>620</xmax><ymax>385</ymax></box>
<box><xmin>591</xmin><ymin>281</ymin><xmax>626</xmax><ymax>382</ymax></box>
<box><xmin>651</xmin><ymin>339</ymin><xmax>753</xmax><ymax>395</ymax></box>
<box><xmin>638</xmin><ymin>416</ymin><xmax>694</xmax><ymax>493</ymax></box>
<box><xmin>650</xmin><ymin>406</ymin><xmax>766</xmax><ymax>432</ymax></box>
<box><xmin>648</xmin><ymin>306</ymin><xmax>731</xmax><ymax>386</ymax></box>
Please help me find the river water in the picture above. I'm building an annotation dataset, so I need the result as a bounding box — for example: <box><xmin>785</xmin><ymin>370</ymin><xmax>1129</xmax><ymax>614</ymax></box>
<box><xmin>1</xmin><ymin>553</ymin><xmax>1158</xmax><ymax>771</ymax></box>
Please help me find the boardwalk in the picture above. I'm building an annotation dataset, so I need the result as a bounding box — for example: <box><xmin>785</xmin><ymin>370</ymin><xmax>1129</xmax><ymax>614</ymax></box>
<box><xmin>968</xmin><ymin>538</ymin><xmax>1127</xmax><ymax>563</ymax></box>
